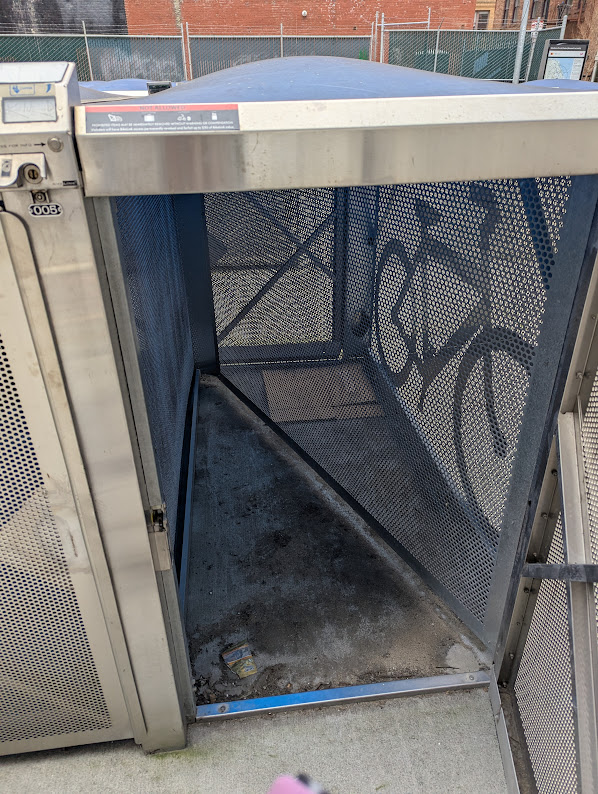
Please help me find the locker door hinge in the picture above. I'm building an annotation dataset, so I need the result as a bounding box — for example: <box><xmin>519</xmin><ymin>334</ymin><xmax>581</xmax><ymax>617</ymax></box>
<box><xmin>148</xmin><ymin>506</ymin><xmax>172</xmax><ymax>572</ymax></box>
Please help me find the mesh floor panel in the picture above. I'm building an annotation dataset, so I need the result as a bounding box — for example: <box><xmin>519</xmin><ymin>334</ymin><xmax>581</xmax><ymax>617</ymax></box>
<box><xmin>514</xmin><ymin>518</ymin><xmax>578</xmax><ymax>794</ymax></box>
<box><xmin>114</xmin><ymin>196</ymin><xmax>195</xmax><ymax>544</ymax></box>
<box><xmin>0</xmin><ymin>337</ymin><xmax>111</xmax><ymax>744</ymax></box>
<box><xmin>206</xmin><ymin>180</ymin><xmax>573</xmax><ymax>628</ymax></box>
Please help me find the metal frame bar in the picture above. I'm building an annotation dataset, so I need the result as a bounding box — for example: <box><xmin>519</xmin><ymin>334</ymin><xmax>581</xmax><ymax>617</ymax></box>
<box><xmin>180</xmin><ymin>23</ymin><xmax>188</xmax><ymax>82</ymax></box>
<box><xmin>79</xmin><ymin>193</ymin><xmax>194</xmax><ymax>742</ymax></box>
<box><xmin>178</xmin><ymin>370</ymin><xmax>199</xmax><ymax>615</ymax></box>
<box><xmin>173</xmin><ymin>194</ymin><xmax>219</xmax><ymax>370</ymax></box>
<box><xmin>87</xmin><ymin>33</ymin><xmax>183</xmax><ymax>39</ymax></box>
<box><xmin>76</xmin><ymin>93</ymin><xmax>598</xmax><ymax>197</ymax></box>
<box><xmin>489</xmin><ymin>669</ymin><xmax>522</xmax><ymax>794</ymax></box>
<box><xmin>521</xmin><ymin>563</ymin><xmax>598</xmax><ymax>581</ymax></box>
<box><xmin>90</xmin><ymin>195</ymin><xmax>196</xmax><ymax>725</ymax></box>
<box><xmin>196</xmin><ymin>672</ymin><xmax>490</xmax><ymax>720</ymax></box>
<box><xmin>188</xmin><ymin>34</ymin><xmax>372</xmax><ymax>40</ymax></box>
<box><xmin>558</xmin><ymin>411</ymin><xmax>598</xmax><ymax>793</ymax></box>
<box><xmin>186</xmin><ymin>22</ymin><xmax>193</xmax><ymax>80</ymax></box>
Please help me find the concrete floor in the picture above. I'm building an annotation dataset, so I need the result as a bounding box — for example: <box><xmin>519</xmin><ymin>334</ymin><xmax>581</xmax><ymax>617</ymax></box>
<box><xmin>0</xmin><ymin>690</ymin><xmax>507</xmax><ymax>794</ymax></box>
<box><xmin>187</xmin><ymin>377</ymin><xmax>491</xmax><ymax>704</ymax></box>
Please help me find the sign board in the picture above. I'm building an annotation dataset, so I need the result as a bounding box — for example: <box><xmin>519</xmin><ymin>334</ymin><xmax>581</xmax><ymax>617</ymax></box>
<box><xmin>538</xmin><ymin>39</ymin><xmax>589</xmax><ymax>81</ymax></box>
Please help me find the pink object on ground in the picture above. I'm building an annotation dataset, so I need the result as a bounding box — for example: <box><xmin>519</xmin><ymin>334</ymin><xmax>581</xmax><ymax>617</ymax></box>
<box><xmin>268</xmin><ymin>776</ymin><xmax>313</xmax><ymax>794</ymax></box>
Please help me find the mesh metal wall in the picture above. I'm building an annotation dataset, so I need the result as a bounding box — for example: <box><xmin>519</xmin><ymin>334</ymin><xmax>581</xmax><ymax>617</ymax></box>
<box><xmin>514</xmin><ymin>518</ymin><xmax>578</xmax><ymax>794</ymax></box>
<box><xmin>113</xmin><ymin>196</ymin><xmax>195</xmax><ymax>546</ymax></box>
<box><xmin>0</xmin><ymin>336</ymin><xmax>111</xmax><ymax>744</ymax></box>
<box><xmin>205</xmin><ymin>178</ymin><xmax>577</xmax><ymax>631</ymax></box>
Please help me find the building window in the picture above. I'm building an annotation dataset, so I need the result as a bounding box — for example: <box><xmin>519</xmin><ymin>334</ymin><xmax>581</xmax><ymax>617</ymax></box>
<box><xmin>503</xmin><ymin>0</ymin><xmax>511</xmax><ymax>24</ymax></box>
<box><xmin>512</xmin><ymin>0</ymin><xmax>521</xmax><ymax>22</ymax></box>
<box><xmin>474</xmin><ymin>10</ymin><xmax>490</xmax><ymax>28</ymax></box>
<box><xmin>531</xmin><ymin>0</ymin><xmax>543</xmax><ymax>16</ymax></box>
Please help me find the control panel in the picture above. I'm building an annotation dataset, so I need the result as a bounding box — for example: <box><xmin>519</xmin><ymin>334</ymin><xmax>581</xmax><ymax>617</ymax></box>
<box><xmin>0</xmin><ymin>62</ymin><xmax>80</xmax><ymax>192</ymax></box>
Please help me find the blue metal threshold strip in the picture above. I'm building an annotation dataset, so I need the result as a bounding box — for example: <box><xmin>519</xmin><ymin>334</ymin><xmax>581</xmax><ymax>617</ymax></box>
<box><xmin>196</xmin><ymin>670</ymin><xmax>490</xmax><ymax>720</ymax></box>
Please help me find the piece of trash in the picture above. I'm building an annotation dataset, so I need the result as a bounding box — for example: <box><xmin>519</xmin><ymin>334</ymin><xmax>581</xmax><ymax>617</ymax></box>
<box><xmin>221</xmin><ymin>640</ymin><xmax>257</xmax><ymax>678</ymax></box>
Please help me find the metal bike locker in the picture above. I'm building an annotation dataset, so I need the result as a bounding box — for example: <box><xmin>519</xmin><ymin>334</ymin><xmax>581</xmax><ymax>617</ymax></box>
<box><xmin>1</xmin><ymin>58</ymin><xmax>598</xmax><ymax>791</ymax></box>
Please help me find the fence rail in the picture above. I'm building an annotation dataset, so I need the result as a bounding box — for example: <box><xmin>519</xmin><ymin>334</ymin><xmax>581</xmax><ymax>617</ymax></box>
<box><xmin>0</xmin><ymin>26</ymin><xmax>566</xmax><ymax>83</ymax></box>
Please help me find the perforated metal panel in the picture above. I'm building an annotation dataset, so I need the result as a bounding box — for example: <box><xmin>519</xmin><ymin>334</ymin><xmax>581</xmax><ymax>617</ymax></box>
<box><xmin>0</xmin><ymin>335</ymin><xmax>112</xmax><ymax>744</ymax></box>
<box><xmin>206</xmin><ymin>189</ymin><xmax>338</xmax><ymax>362</ymax></box>
<box><xmin>514</xmin><ymin>518</ymin><xmax>578</xmax><ymax>794</ymax></box>
<box><xmin>113</xmin><ymin>196</ymin><xmax>195</xmax><ymax>545</ymax></box>
<box><xmin>205</xmin><ymin>177</ymin><xmax>588</xmax><ymax>636</ymax></box>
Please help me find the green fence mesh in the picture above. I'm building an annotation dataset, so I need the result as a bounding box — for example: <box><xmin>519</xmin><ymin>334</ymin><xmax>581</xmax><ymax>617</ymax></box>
<box><xmin>0</xmin><ymin>35</ymin><xmax>91</xmax><ymax>80</ymax></box>
<box><xmin>388</xmin><ymin>27</ymin><xmax>561</xmax><ymax>81</ymax></box>
<box><xmin>0</xmin><ymin>28</ymin><xmax>563</xmax><ymax>84</ymax></box>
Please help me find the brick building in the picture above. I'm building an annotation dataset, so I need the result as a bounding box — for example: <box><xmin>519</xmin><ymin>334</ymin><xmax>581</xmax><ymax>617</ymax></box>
<box><xmin>565</xmin><ymin>0</ymin><xmax>597</xmax><ymax>77</ymax></box>
<box><xmin>492</xmin><ymin>0</ymin><xmax>566</xmax><ymax>28</ymax></box>
<box><xmin>123</xmin><ymin>0</ymin><xmax>478</xmax><ymax>35</ymax></box>
<box><xmin>490</xmin><ymin>0</ymin><xmax>595</xmax><ymax>78</ymax></box>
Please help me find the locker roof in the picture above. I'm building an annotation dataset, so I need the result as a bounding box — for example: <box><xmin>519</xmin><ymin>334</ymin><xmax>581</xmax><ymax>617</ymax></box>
<box><xmin>81</xmin><ymin>56</ymin><xmax>567</xmax><ymax>105</ymax></box>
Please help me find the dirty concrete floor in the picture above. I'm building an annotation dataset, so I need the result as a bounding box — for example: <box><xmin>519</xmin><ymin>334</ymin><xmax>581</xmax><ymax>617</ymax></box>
<box><xmin>0</xmin><ymin>689</ymin><xmax>508</xmax><ymax>794</ymax></box>
<box><xmin>186</xmin><ymin>376</ymin><xmax>490</xmax><ymax>704</ymax></box>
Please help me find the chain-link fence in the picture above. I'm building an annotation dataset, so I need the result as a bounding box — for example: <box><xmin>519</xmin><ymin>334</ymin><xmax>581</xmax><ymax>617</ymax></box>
<box><xmin>0</xmin><ymin>26</ymin><xmax>567</xmax><ymax>83</ymax></box>
<box><xmin>188</xmin><ymin>35</ymin><xmax>370</xmax><ymax>78</ymax></box>
<box><xmin>386</xmin><ymin>27</ymin><xmax>561</xmax><ymax>81</ymax></box>
<box><xmin>0</xmin><ymin>34</ymin><xmax>92</xmax><ymax>80</ymax></box>
<box><xmin>88</xmin><ymin>35</ymin><xmax>185</xmax><ymax>81</ymax></box>
<box><xmin>188</xmin><ymin>36</ymin><xmax>280</xmax><ymax>78</ymax></box>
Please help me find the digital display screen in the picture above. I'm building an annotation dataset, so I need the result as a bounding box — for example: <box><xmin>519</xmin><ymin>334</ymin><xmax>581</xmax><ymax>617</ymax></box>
<box><xmin>2</xmin><ymin>96</ymin><xmax>57</xmax><ymax>123</ymax></box>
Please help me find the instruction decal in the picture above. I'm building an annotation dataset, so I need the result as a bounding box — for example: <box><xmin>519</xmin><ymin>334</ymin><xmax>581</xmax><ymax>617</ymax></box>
<box><xmin>85</xmin><ymin>103</ymin><xmax>239</xmax><ymax>133</ymax></box>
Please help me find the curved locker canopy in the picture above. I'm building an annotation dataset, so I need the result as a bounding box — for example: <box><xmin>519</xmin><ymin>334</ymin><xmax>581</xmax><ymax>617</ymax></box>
<box><xmin>74</xmin><ymin>56</ymin><xmax>598</xmax><ymax>197</ymax></box>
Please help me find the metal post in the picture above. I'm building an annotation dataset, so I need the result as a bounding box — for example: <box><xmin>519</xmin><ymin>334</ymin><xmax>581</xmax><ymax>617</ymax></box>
<box><xmin>370</xmin><ymin>21</ymin><xmax>374</xmax><ymax>61</ymax></box>
<box><xmin>427</xmin><ymin>6</ymin><xmax>431</xmax><ymax>29</ymax></box>
<box><xmin>379</xmin><ymin>12</ymin><xmax>385</xmax><ymax>64</ymax></box>
<box><xmin>433</xmin><ymin>27</ymin><xmax>440</xmax><ymax>72</ymax></box>
<box><xmin>373</xmin><ymin>11</ymin><xmax>379</xmax><ymax>62</ymax></box>
<box><xmin>82</xmin><ymin>20</ymin><xmax>94</xmax><ymax>82</ymax></box>
<box><xmin>180</xmin><ymin>23</ymin><xmax>189</xmax><ymax>81</ymax></box>
<box><xmin>561</xmin><ymin>12</ymin><xmax>568</xmax><ymax>38</ymax></box>
<box><xmin>280</xmin><ymin>22</ymin><xmax>284</xmax><ymax>58</ymax></box>
<box><xmin>186</xmin><ymin>22</ymin><xmax>193</xmax><ymax>80</ymax></box>
<box><xmin>512</xmin><ymin>0</ymin><xmax>531</xmax><ymax>84</ymax></box>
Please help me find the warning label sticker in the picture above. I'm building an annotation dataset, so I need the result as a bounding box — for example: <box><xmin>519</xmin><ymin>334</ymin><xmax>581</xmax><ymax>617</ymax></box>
<box><xmin>85</xmin><ymin>103</ymin><xmax>239</xmax><ymax>134</ymax></box>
